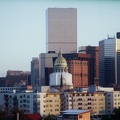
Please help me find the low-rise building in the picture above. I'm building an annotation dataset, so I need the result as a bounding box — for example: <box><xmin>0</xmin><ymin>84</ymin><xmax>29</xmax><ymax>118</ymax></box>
<box><xmin>57</xmin><ymin>109</ymin><xmax>91</xmax><ymax>120</ymax></box>
<box><xmin>105</xmin><ymin>91</ymin><xmax>120</xmax><ymax>114</ymax></box>
<box><xmin>0</xmin><ymin>92</ymin><xmax>61</xmax><ymax>116</ymax></box>
<box><xmin>64</xmin><ymin>92</ymin><xmax>105</xmax><ymax>115</ymax></box>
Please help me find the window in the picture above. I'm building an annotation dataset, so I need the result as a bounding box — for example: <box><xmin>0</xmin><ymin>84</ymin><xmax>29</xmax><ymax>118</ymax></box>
<box><xmin>78</xmin><ymin>98</ymin><xmax>82</xmax><ymax>101</ymax></box>
<box><xmin>88</xmin><ymin>107</ymin><xmax>91</xmax><ymax>109</ymax></box>
<box><xmin>108</xmin><ymin>102</ymin><xmax>111</xmax><ymax>105</ymax></box>
<box><xmin>78</xmin><ymin>107</ymin><xmax>82</xmax><ymax>109</ymax></box>
<box><xmin>88</xmin><ymin>98</ymin><xmax>91</xmax><ymax>101</ymax></box>
<box><xmin>108</xmin><ymin>94</ymin><xmax>110</xmax><ymax>97</ymax></box>
<box><xmin>27</xmin><ymin>95</ymin><xmax>30</xmax><ymax>98</ymax></box>
<box><xmin>78</xmin><ymin>103</ymin><xmax>82</xmax><ymax>105</ymax></box>
<box><xmin>9</xmin><ymin>96</ymin><xmax>12</xmax><ymax>98</ymax></box>
<box><xmin>88</xmin><ymin>103</ymin><xmax>91</xmax><ymax>105</ymax></box>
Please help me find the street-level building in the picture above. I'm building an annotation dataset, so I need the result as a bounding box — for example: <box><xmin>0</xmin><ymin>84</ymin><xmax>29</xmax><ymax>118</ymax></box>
<box><xmin>64</xmin><ymin>92</ymin><xmax>105</xmax><ymax>115</ymax></box>
<box><xmin>1</xmin><ymin>92</ymin><xmax>61</xmax><ymax>116</ymax></box>
<box><xmin>105</xmin><ymin>91</ymin><xmax>120</xmax><ymax>114</ymax></box>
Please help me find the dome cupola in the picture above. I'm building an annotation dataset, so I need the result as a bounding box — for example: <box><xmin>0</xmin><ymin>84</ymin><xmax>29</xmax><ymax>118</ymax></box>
<box><xmin>54</xmin><ymin>49</ymin><xmax>68</xmax><ymax>72</ymax></box>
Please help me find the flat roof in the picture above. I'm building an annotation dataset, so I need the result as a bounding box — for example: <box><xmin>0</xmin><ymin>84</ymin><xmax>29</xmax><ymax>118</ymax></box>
<box><xmin>62</xmin><ymin>109</ymin><xmax>91</xmax><ymax>115</ymax></box>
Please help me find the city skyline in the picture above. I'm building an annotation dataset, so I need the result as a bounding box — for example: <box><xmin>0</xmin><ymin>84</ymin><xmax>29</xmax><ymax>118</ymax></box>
<box><xmin>0</xmin><ymin>0</ymin><xmax>120</xmax><ymax>76</ymax></box>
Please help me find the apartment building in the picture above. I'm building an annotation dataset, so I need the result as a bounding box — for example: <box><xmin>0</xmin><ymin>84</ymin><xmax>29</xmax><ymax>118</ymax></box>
<box><xmin>1</xmin><ymin>92</ymin><xmax>61</xmax><ymax>116</ymax></box>
<box><xmin>64</xmin><ymin>92</ymin><xmax>105</xmax><ymax>115</ymax></box>
<box><xmin>45</xmin><ymin>93</ymin><xmax>61</xmax><ymax>115</ymax></box>
<box><xmin>105</xmin><ymin>91</ymin><xmax>120</xmax><ymax>114</ymax></box>
<box><xmin>1</xmin><ymin>86</ymin><xmax>120</xmax><ymax>117</ymax></box>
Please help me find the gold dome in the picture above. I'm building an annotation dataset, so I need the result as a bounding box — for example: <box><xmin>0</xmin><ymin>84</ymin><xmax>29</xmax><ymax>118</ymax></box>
<box><xmin>54</xmin><ymin>49</ymin><xmax>68</xmax><ymax>68</ymax></box>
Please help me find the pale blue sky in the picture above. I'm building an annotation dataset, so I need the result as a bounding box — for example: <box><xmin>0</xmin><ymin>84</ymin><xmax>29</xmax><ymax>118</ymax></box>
<box><xmin>0</xmin><ymin>0</ymin><xmax>120</xmax><ymax>76</ymax></box>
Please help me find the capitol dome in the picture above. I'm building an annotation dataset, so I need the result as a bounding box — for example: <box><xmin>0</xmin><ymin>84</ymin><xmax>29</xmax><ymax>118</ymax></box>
<box><xmin>54</xmin><ymin>49</ymin><xmax>68</xmax><ymax>72</ymax></box>
<box><xmin>49</xmin><ymin>49</ymin><xmax>73</xmax><ymax>89</ymax></box>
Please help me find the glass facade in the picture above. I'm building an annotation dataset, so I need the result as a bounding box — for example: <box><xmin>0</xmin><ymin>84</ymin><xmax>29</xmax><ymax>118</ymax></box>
<box><xmin>99</xmin><ymin>37</ymin><xmax>120</xmax><ymax>86</ymax></box>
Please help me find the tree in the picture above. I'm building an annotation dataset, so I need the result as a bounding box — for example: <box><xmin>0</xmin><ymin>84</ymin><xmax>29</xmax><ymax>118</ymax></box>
<box><xmin>44</xmin><ymin>114</ymin><xmax>56</xmax><ymax>120</ymax></box>
<box><xmin>113</xmin><ymin>108</ymin><xmax>120</xmax><ymax>120</ymax></box>
<box><xmin>101</xmin><ymin>115</ymin><xmax>113</xmax><ymax>120</ymax></box>
<box><xmin>11</xmin><ymin>107</ymin><xmax>25</xmax><ymax>120</ymax></box>
<box><xmin>0</xmin><ymin>111</ymin><xmax>6</xmax><ymax>120</ymax></box>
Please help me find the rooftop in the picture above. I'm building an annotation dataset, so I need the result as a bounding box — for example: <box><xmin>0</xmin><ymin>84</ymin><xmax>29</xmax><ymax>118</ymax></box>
<box><xmin>62</xmin><ymin>109</ymin><xmax>91</xmax><ymax>115</ymax></box>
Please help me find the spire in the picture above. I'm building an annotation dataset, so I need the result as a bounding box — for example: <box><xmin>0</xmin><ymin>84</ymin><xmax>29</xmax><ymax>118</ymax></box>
<box><xmin>59</xmin><ymin>48</ymin><xmax>62</xmax><ymax>57</ymax></box>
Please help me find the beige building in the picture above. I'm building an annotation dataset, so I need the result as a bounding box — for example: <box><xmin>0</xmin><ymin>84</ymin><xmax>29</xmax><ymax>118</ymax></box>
<box><xmin>64</xmin><ymin>92</ymin><xmax>105</xmax><ymax>115</ymax></box>
<box><xmin>46</xmin><ymin>8</ymin><xmax>77</xmax><ymax>53</ymax></box>
<box><xmin>45</xmin><ymin>93</ymin><xmax>61</xmax><ymax>116</ymax></box>
<box><xmin>105</xmin><ymin>91</ymin><xmax>120</xmax><ymax>114</ymax></box>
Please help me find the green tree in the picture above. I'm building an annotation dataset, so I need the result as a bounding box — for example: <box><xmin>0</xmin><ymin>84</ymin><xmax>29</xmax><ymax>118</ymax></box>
<box><xmin>0</xmin><ymin>111</ymin><xmax>6</xmax><ymax>120</ymax></box>
<box><xmin>44</xmin><ymin>114</ymin><xmax>56</xmax><ymax>120</ymax></box>
<box><xmin>101</xmin><ymin>115</ymin><xmax>113</xmax><ymax>120</ymax></box>
<box><xmin>113</xmin><ymin>108</ymin><xmax>120</xmax><ymax>120</ymax></box>
<box><xmin>11</xmin><ymin>107</ymin><xmax>25</xmax><ymax>120</ymax></box>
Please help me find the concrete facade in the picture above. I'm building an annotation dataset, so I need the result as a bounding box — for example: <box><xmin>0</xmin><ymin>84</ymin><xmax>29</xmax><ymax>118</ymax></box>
<box><xmin>46</xmin><ymin>8</ymin><xmax>77</xmax><ymax>53</ymax></box>
<box><xmin>105</xmin><ymin>91</ymin><xmax>120</xmax><ymax>114</ymax></box>
<box><xmin>64</xmin><ymin>92</ymin><xmax>105</xmax><ymax>115</ymax></box>
<box><xmin>1</xmin><ymin>92</ymin><xmax>61</xmax><ymax>116</ymax></box>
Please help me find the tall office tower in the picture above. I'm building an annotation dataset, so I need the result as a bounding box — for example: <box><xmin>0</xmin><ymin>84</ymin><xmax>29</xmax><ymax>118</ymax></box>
<box><xmin>99</xmin><ymin>32</ymin><xmax>120</xmax><ymax>86</ymax></box>
<box><xmin>79</xmin><ymin>46</ymin><xmax>99</xmax><ymax>86</ymax></box>
<box><xmin>46</xmin><ymin>8</ymin><xmax>77</xmax><ymax>53</ymax></box>
<box><xmin>31</xmin><ymin>58</ymin><xmax>39</xmax><ymax>87</ymax></box>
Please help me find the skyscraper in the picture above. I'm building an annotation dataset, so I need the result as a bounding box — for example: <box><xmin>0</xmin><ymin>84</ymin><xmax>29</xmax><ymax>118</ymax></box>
<box><xmin>31</xmin><ymin>58</ymin><xmax>39</xmax><ymax>87</ymax></box>
<box><xmin>99</xmin><ymin>32</ymin><xmax>120</xmax><ymax>86</ymax></box>
<box><xmin>46</xmin><ymin>8</ymin><xmax>77</xmax><ymax>53</ymax></box>
<box><xmin>79</xmin><ymin>46</ymin><xmax>99</xmax><ymax>86</ymax></box>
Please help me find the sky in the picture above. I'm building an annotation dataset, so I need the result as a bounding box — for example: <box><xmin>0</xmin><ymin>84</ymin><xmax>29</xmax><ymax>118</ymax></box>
<box><xmin>0</xmin><ymin>0</ymin><xmax>120</xmax><ymax>76</ymax></box>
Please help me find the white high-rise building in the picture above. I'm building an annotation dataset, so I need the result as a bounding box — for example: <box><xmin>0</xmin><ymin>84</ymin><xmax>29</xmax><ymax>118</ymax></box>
<box><xmin>99</xmin><ymin>32</ymin><xmax>120</xmax><ymax>86</ymax></box>
<box><xmin>46</xmin><ymin>8</ymin><xmax>77</xmax><ymax>53</ymax></box>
